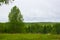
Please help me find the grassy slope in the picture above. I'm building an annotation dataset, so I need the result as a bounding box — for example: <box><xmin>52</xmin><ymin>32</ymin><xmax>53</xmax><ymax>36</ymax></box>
<box><xmin>0</xmin><ymin>34</ymin><xmax>60</xmax><ymax>40</ymax></box>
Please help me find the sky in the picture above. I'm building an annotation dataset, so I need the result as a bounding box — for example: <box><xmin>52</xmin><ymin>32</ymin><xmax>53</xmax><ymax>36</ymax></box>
<box><xmin>0</xmin><ymin>0</ymin><xmax>60</xmax><ymax>22</ymax></box>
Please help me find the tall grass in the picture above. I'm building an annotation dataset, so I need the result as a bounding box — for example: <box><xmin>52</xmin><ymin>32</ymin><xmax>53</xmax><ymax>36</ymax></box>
<box><xmin>0</xmin><ymin>34</ymin><xmax>60</xmax><ymax>40</ymax></box>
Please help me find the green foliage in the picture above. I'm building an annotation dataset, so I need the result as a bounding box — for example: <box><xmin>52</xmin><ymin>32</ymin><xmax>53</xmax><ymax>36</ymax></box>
<box><xmin>8</xmin><ymin>6</ymin><xmax>25</xmax><ymax>33</ymax></box>
<box><xmin>0</xmin><ymin>23</ymin><xmax>5</xmax><ymax>33</ymax></box>
<box><xmin>0</xmin><ymin>22</ymin><xmax>60</xmax><ymax>34</ymax></box>
<box><xmin>26</xmin><ymin>23</ymin><xmax>54</xmax><ymax>34</ymax></box>
<box><xmin>9</xmin><ymin>6</ymin><xmax>23</xmax><ymax>23</ymax></box>
<box><xmin>43</xmin><ymin>25</ymin><xmax>53</xmax><ymax>34</ymax></box>
<box><xmin>27</xmin><ymin>24</ymin><xmax>43</xmax><ymax>33</ymax></box>
<box><xmin>54</xmin><ymin>23</ymin><xmax>60</xmax><ymax>34</ymax></box>
<box><xmin>0</xmin><ymin>0</ymin><xmax>14</xmax><ymax>5</ymax></box>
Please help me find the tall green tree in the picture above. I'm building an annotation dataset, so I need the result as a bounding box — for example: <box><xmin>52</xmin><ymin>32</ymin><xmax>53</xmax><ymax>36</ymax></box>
<box><xmin>8</xmin><ymin>6</ymin><xmax>25</xmax><ymax>33</ymax></box>
<box><xmin>9</xmin><ymin>6</ymin><xmax>23</xmax><ymax>23</ymax></box>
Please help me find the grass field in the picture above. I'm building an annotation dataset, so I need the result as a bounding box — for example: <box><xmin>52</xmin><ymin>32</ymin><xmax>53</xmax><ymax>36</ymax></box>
<box><xmin>0</xmin><ymin>34</ymin><xmax>60</xmax><ymax>40</ymax></box>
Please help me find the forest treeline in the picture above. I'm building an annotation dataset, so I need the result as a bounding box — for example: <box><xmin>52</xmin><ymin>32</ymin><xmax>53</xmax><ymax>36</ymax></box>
<box><xmin>0</xmin><ymin>22</ymin><xmax>60</xmax><ymax>34</ymax></box>
<box><xmin>0</xmin><ymin>6</ymin><xmax>60</xmax><ymax>34</ymax></box>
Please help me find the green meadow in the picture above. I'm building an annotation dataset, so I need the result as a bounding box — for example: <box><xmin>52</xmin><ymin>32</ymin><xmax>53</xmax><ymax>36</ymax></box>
<box><xmin>0</xmin><ymin>34</ymin><xmax>60</xmax><ymax>40</ymax></box>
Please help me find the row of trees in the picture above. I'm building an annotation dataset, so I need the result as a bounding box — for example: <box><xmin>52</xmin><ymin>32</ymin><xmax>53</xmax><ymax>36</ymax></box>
<box><xmin>0</xmin><ymin>22</ymin><xmax>60</xmax><ymax>34</ymax></box>
<box><xmin>25</xmin><ymin>23</ymin><xmax>60</xmax><ymax>34</ymax></box>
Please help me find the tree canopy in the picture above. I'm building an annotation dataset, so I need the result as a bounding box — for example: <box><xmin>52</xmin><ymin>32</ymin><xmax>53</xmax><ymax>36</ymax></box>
<box><xmin>8</xmin><ymin>6</ymin><xmax>25</xmax><ymax>33</ymax></box>
<box><xmin>9</xmin><ymin>6</ymin><xmax>23</xmax><ymax>23</ymax></box>
<box><xmin>0</xmin><ymin>0</ymin><xmax>14</xmax><ymax>4</ymax></box>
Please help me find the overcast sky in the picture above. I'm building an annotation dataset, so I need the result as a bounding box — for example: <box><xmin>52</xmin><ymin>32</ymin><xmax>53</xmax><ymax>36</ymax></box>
<box><xmin>0</xmin><ymin>0</ymin><xmax>60</xmax><ymax>22</ymax></box>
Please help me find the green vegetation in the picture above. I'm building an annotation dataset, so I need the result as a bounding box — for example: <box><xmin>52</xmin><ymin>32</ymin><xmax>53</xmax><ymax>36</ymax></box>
<box><xmin>8</xmin><ymin>6</ymin><xmax>25</xmax><ymax>33</ymax></box>
<box><xmin>0</xmin><ymin>34</ymin><xmax>60</xmax><ymax>40</ymax></box>
<box><xmin>0</xmin><ymin>0</ymin><xmax>14</xmax><ymax>4</ymax></box>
